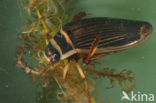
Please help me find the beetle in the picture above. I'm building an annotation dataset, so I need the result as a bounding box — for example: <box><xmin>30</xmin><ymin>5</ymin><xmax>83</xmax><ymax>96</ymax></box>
<box><xmin>43</xmin><ymin>16</ymin><xmax>152</xmax><ymax>103</ymax></box>
<box><xmin>44</xmin><ymin>17</ymin><xmax>152</xmax><ymax>64</ymax></box>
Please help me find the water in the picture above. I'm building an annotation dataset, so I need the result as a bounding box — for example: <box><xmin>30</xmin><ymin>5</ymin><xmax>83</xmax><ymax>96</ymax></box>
<box><xmin>0</xmin><ymin>0</ymin><xmax>156</xmax><ymax>103</ymax></box>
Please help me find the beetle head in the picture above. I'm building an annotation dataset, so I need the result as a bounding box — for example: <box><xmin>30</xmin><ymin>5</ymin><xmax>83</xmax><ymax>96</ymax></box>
<box><xmin>44</xmin><ymin>42</ymin><xmax>60</xmax><ymax>63</ymax></box>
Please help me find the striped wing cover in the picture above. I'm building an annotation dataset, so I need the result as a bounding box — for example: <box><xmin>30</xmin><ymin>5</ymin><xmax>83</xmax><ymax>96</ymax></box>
<box><xmin>63</xmin><ymin>18</ymin><xmax>152</xmax><ymax>59</ymax></box>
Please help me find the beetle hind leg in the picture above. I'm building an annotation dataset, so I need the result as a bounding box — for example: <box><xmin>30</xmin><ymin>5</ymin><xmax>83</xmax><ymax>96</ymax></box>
<box><xmin>83</xmin><ymin>35</ymin><xmax>101</xmax><ymax>64</ymax></box>
<box><xmin>76</xmin><ymin>63</ymin><xmax>91</xmax><ymax>103</ymax></box>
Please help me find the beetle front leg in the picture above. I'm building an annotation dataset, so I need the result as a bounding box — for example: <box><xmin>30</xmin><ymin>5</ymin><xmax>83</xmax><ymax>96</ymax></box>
<box><xmin>76</xmin><ymin>63</ymin><xmax>91</xmax><ymax>103</ymax></box>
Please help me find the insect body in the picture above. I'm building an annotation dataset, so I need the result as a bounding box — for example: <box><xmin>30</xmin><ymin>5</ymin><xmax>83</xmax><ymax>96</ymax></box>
<box><xmin>44</xmin><ymin>17</ymin><xmax>153</xmax><ymax>63</ymax></box>
<box><xmin>43</xmin><ymin>17</ymin><xmax>152</xmax><ymax>103</ymax></box>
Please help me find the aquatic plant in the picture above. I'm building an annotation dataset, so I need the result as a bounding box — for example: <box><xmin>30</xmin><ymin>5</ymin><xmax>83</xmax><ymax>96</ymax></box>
<box><xmin>16</xmin><ymin>0</ymin><xmax>136</xmax><ymax>103</ymax></box>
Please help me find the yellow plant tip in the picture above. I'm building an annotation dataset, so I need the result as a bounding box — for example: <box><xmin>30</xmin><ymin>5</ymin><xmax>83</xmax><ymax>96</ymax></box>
<box><xmin>46</xmin><ymin>39</ymin><xmax>49</xmax><ymax>45</ymax></box>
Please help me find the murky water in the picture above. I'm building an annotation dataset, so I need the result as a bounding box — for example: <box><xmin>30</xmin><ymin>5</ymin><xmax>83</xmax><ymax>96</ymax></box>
<box><xmin>0</xmin><ymin>0</ymin><xmax>156</xmax><ymax>103</ymax></box>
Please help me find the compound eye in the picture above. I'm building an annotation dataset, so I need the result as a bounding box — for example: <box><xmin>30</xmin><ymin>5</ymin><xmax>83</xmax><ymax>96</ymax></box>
<box><xmin>46</xmin><ymin>48</ymin><xmax>52</xmax><ymax>57</ymax></box>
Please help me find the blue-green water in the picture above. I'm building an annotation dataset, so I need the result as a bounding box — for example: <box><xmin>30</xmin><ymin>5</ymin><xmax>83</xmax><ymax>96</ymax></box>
<box><xmin>0</xmin><ymin>0</ymin><xmax>156</xmax><ymax>103</ymax></box>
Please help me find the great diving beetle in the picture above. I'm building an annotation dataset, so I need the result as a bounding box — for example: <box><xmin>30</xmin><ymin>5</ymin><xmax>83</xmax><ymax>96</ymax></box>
<box><xmin>44</xmin><ymin>17</ymin><xmax>153</xmax><ymax>64</ymax></box>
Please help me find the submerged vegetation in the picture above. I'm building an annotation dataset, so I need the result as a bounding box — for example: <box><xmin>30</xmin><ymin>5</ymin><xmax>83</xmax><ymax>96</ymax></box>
<box><xmin>16</xmin><ymin>0</ymin><xmax>136</xmax><ymax>103</ymax></box>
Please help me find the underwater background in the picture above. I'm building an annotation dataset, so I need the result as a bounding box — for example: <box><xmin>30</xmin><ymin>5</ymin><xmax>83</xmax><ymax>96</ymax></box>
<box><xmin>0</xmin><ymin>0</ymin><xmax>156</xmax><ymax>103</ymax></box>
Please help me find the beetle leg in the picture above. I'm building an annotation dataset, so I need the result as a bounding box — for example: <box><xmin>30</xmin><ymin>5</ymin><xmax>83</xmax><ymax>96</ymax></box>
<box><xmin>83</xmin><ymin>35</ymin><xmax>100</xmax><ymax>64</ymax></box>
<box><xmin>72</xmin><ymin>12</ymin><xmax>90</xmax><ymax>21</ymax></box>
<box><xmin>63</xmin><ymin>62</ymin><xmax>70</xmax><ymax>82</ymax></box>
<box><xmin>76</xmin><ymin>63</ymin><xmax>91</xmax><ymax>103</ymax></box>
